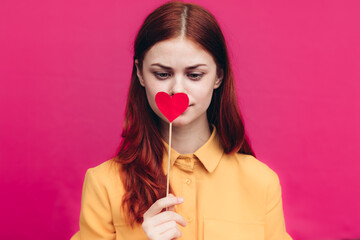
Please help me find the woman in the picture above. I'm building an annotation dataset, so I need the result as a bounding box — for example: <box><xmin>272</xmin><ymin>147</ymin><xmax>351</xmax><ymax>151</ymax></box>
<box><xmin>71</xmin><ymin>1</ymin><xmax>292</xmax><ymax>239</ymax></box>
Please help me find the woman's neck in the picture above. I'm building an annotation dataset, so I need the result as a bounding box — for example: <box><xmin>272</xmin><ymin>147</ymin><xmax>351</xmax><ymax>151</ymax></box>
<box><xmin>160</xmin><ymin>117</ymin><xmax>212</xmax><ymax>154</ymax></box>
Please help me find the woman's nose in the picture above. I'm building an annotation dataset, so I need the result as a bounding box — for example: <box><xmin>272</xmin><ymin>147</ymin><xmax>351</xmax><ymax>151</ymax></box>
<box><xmin>170</xmin><ymin>75</ymin><xmax>185</xmax><ymax>95</ymax></box>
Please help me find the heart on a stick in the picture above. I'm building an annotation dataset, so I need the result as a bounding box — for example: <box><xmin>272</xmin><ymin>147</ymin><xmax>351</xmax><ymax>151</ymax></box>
<box><xmin>155</xmin><ymin>92</ymin><xmax>189</xmax><ymax>122</ymax></box>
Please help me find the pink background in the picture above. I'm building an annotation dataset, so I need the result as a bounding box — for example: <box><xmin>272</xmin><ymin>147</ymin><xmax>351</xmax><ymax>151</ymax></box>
<box><xmin>1</xmin><ymin>0</ymin><xmax>359</xmax><ymax>239</ymax></box>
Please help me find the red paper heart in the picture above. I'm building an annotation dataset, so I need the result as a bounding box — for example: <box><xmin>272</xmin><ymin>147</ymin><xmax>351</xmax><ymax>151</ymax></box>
<box><xmin>155</xmin><ymin>92</ymin><xmax>189</xmax><ymax>122</ymax></box>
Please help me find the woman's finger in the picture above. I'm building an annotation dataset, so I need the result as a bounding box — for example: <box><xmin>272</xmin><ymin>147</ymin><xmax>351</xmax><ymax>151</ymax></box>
<box><xmin>150</xmin><ymin>220</ymin><xmax>179</xmax><ymax>236</ymax></box>
<box><xmin>167</xmin><ymin>205</ymin><xmax>175</xmax><ymax>211</ymax></box>
<box><xmin>166</xmin><ymin>194</ymin><xmax>176</xmax><ymax>212</ymax></box>
<box><xmin>151</xmin><ymin>211</ymin><xmax>187</xmax><ymax>227</ymax></box>
<box><xmin>160</xmin><ymin>226</ymin><xmax>182</xmax><ymax>239</ymax></box>
<box><xmin>144</xmin><ymin>196</ymin><xmax>184</xmax><ymax>218</ymax></box>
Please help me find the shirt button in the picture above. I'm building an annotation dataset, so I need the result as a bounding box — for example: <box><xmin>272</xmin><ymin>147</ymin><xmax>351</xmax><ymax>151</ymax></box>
<box><xmin>185</xmin><ymin>178</ymin><xmax>191</xmax><ymax>185</ymax></box>
<box><xmin>187</xmin><ymin>217</ymin><xmax>193</xmax><ymax>222</ymax></box>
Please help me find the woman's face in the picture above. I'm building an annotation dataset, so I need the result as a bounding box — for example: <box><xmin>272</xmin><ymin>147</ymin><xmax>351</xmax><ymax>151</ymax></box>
<box><xmin>136</xmin><ymin>37</ymin><xmax>222</xmax><ymax>127</ymax></box>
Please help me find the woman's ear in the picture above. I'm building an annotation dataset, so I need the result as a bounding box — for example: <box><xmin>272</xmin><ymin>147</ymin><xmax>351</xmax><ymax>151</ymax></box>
<box><xmin>135</xmin><ymin>59</ymin><xmax>145</xmax><ymax>87</ymax></box>
<box><xmin>214</xmin><ymin>69</ymin><xmax>223</xmax><ymax>89</ymax></box>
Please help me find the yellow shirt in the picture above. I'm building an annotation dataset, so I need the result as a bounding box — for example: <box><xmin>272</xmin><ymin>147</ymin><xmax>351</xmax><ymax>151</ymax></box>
<box><xmin>71</xmin><ymin>127</ymin><xmax>292</xmax><ymax>240</ymax></box>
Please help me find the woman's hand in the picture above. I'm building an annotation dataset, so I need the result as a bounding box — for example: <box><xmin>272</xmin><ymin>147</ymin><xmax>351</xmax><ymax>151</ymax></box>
<box><xmin>142</xmin><ymin>194</ymin><xmax>187</xmax><ymax>240</ymax></box>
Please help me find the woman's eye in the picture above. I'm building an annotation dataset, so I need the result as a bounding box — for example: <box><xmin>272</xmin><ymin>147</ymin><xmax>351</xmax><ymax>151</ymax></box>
<box><xmin>188</xmin><ymin>73</ymin><xmax>203</xmax><ymax>80</ymax></box>
<box><xmin>154</xmin><ymin>72</ymin><xmax>171</xmax><ymax>79</ymax></box>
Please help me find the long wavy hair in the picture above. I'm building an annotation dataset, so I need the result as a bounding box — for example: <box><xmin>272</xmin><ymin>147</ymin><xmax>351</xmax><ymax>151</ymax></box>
<box><xmin>114</xmin><ymin>1</ymin><xmax>255</xmax><ymax>226</ymax></box>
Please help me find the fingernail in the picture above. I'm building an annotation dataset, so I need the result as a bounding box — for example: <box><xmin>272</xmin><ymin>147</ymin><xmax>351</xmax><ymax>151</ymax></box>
<box><xmin>177</xmin><ymin>197</ymin><xmax>184</xmax><ymax>203</ymax></box>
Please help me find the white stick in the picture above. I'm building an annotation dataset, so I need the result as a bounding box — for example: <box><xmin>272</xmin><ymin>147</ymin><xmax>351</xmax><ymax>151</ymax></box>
<box><xmin>166</xmin><ymin>122</ymin><xmax>172</xmax><ymax>197</ymax></box>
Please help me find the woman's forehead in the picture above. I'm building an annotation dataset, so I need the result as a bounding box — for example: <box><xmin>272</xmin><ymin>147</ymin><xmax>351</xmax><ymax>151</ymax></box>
<box><xmin>143</xmin><ymin>37</ymin><xmax>215</xmax><ymax>67</ymax></box>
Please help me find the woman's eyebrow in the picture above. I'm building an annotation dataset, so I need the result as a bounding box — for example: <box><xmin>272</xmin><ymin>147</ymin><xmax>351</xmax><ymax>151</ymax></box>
<box><xmin>187</xmin><ymin>64</ymin><xmax>207</xmax><ymax>69</ymax></box>
<box><xmin>150</xmin><ymin>63</ymin><xmax>208</xmax><ymax>69</ymax></box>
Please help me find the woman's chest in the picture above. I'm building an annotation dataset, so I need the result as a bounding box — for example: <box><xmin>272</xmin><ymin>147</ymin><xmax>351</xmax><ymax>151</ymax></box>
<box><xmin>170</xmin><ymin>163</ymin><xmax>266</xmax><ymax>240</ymax></box>
<box><xmin>111</xmin><ymin>160</ymin><xmax>267</xmax><ymax>240</ymax></box>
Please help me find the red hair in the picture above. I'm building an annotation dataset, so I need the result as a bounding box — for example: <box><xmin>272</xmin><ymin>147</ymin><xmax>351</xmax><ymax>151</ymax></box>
<box><xmin>115</xmin><ymin>1</ymin><xmax>255</xmax><ymax>226</ymax></box>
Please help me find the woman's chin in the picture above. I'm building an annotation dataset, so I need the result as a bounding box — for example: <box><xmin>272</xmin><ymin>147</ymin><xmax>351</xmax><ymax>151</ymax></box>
<box><xmin>168</xmin><ymin>116</ymin><xmax>189</xmax><ymax>127</ymax></box>
<box><xmin>158</xmin><ymin>110</ymin><xmax>207</xmax><ymax>128</ymax></box>
<box><xmin>171</xmin><ymin>121</ymin><xmax>189</xmax><ymax>128</ymax></box>
<box><xmin>171</xmin><ymin>115</ymin><xmax>203</xmax><ymax>128</ymax></box>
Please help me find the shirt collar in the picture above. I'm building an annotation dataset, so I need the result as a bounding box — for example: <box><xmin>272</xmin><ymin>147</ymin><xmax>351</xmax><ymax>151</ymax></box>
<box><xmin>162</xmin><ymin>125</ymin><xmax>224</xmax><ymax>174</ymax></box>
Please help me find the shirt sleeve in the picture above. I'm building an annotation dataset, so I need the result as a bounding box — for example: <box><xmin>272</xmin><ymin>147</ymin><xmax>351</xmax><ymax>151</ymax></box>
<box><xmin>264</xmin><ymin>173</ymin><xmax>292</xmax><ymax>240</ymax></box>
<box><xmin>77</xmin><ymin>168</ymin><xmax>116</xmax><ymax>240</ymax></box>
